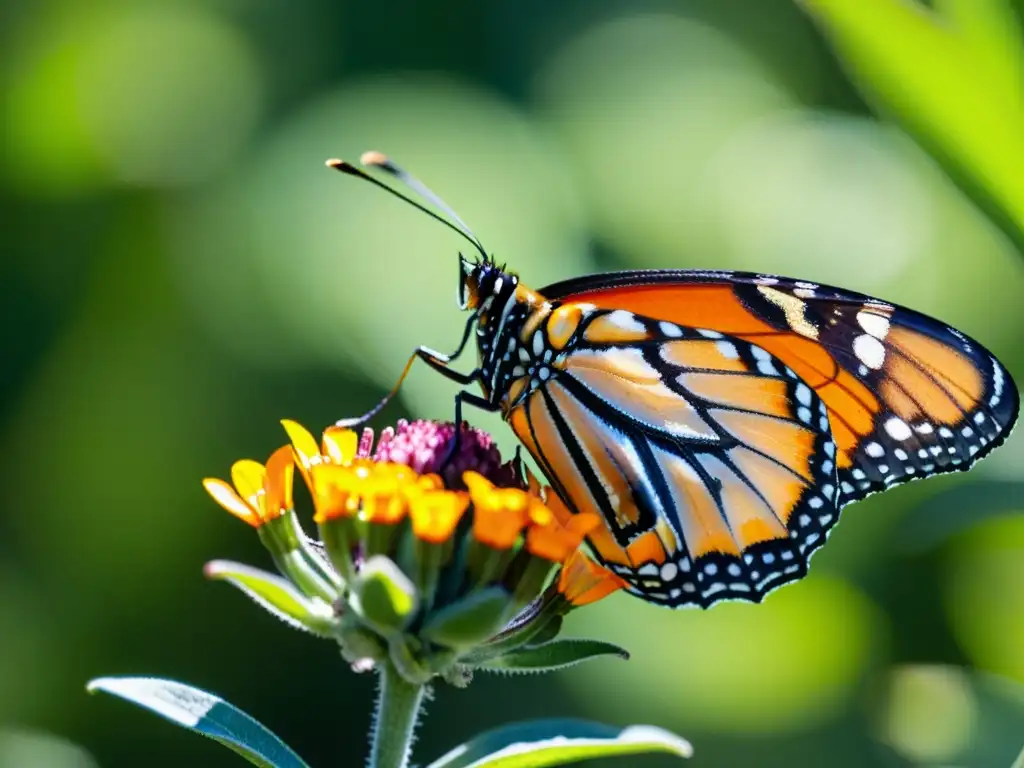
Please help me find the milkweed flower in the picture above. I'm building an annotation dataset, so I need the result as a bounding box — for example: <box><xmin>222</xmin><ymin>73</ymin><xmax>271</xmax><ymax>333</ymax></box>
<box><xmin>202</xmin><ymin>418</ymin><xmax>629</xmax><ymax>685</ymax></box>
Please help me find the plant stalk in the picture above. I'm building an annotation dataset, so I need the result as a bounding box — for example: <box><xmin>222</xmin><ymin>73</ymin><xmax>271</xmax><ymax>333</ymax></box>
<box><xmin>369</xmin><ymin>660</ymin><xmax>426</xmax><ymax>768</ymax></box>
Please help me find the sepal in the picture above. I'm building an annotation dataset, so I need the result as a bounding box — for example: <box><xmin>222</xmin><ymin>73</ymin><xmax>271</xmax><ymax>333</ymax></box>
<box><xmin>420</xmin><ymin>587</ymin><xmax>511</xmax><ymax>650</ymax></box>
<box><xmin>349</xmin><ymin>555</ymin><xmax>419</xmax><ymax>636</ymax></box>
<box><xmin>204</xmin><ymin>560</ymin><xmax>338</xmax><ymax>637</ymax></box>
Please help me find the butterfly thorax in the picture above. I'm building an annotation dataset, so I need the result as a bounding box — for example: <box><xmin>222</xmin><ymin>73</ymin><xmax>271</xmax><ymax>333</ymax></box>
<box><xmin>464</xmin><ymin>263</ymin><xmax>557</xmax><ymax>410</ymax></box>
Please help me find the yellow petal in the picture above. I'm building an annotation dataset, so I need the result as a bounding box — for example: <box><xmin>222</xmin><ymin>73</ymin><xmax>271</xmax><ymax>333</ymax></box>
<box><xmin>463</xmin><ymin>470</ymin><xmax>496</xmax><ymax>501</ymax></box>
<box><xmin>202</xmin><ymin>478</ymin><xmax>260</xmax><ymax>527</ymax></box>
<box><xmin>262</xmin><ymin>445</ymin><xmax>295</xmax><ymax>521</ymax></box>
<box><xmin>322</xmin><ymin>427</ymin><xmax>358</xmax><ymax>465</ymax></box>
<box><xmin>231</xmin><ymin>460</ymin><xmax>266</xmax><ymax>506</ymax></box>
<box><xmin>281</xmin><ymin>419</ymin><xmax>319</xmax><ymax>471</ymax></box>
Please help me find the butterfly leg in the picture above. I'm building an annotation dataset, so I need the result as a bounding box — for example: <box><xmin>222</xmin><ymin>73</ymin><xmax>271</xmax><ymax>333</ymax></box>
<box><xmin>336</xmin><ymin>314</ymin><xmax>481</xmax><ymax>428</ymax></box>
<box><xmin>440</xmin><ymin>389</ymin><xmax>502</xmax><ymax>471</ymax></box>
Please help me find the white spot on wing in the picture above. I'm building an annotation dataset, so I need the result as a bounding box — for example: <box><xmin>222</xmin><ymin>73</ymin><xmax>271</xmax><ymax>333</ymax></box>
<box><xmin>854</xmin><ymin>334</ymin><xmax>886</xmax><ymax>370</ymax></box>
<box><xmin>606</xmin><ymin>310</ymin><xmax>646</xmax><ymax>333</ymax></box>
<box><xmin>856</xmin><ymin>311</ymin><xmax>890</xmax><ymax>339</ymax></box>
<box><xmin>796</xmin><ymin>384</ymin><xmax>812</xmax><ymax>406</ymax></box>
<box><xmin>716</xmin><ymin>341</ymin><xmax>739</xmax><ymax>359</ymax></box>
<box><xmin>885</xmin><ymin>417</ymin><xmax>913</xmax><ymax>441</ymax></box>
<box><xmin>532</xmin><ymin>332</ymin><xmax>545</xmax><ymax>357</ymax></box>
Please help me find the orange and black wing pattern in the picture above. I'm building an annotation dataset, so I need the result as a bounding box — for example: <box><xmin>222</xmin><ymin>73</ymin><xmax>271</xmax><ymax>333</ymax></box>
<box><xmin>541</xmin><ymin>270</ymin><xmax>1019</xmax><ymax>507</ymax></box>
<box><xmin>506</xmin><ymin>308</ymin><xmax>841</xmax><ymax>608</ymax></box>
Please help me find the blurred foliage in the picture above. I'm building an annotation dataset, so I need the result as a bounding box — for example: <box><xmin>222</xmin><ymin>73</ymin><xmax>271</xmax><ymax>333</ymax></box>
<box><xmin>801</xmin><ymin>0</ymin><xmax>1024</xmax><ymax>254</ymax></box>
<box><xmin>2</xmin><ymin>0</ymin><xmax>1024</xmax><ymax>766</ymax></box>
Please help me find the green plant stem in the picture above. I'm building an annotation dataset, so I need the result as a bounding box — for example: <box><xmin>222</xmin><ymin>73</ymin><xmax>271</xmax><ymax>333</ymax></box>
<box><xmin>369</xmin><ymin>661</ymin><xmax>426</xmax><ymax>768</ymax></box>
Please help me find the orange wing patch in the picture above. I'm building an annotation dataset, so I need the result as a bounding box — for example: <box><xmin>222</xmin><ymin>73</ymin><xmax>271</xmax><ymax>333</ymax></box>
<box><xmin>679</xmin><ymin>372</ymin><xmax>792</xmax><ymax>418</ymax></box>
<box><xmin>728</xmin><ymin>446</ymin><xmax>810</xmax><ymax>527</ymax></box>
<box><xmin>546</xmin><ymin>304</ymin><xmax>587</xmax><ymax>350</ymax></box>
<box><xmin>583</xmin><ymin>309</ymin><xmax>651</xmax><ymax>344</ymax></box>
<box><xmin>660</xmin><ymin>340</ymin><xmax>749</xmax><ymax>373</ymax></box>
<box><xmin>710</xmin><ymin>409</ymin><xmax>816</xmax><ymax>482</ymax></box>
<box><xmin>886</xmin><ymin>327</ymin><xmax>983</xmax><ymax>418</ymax></box>
<box><xmin>562</xmin><ymin>348</ymin><xmax>719</xmax><ymax>441</ymax></box>
<box><xmin>656</xmin><ymin>449</ymin><xmax>740</xmax><ymax>558</ymax></box>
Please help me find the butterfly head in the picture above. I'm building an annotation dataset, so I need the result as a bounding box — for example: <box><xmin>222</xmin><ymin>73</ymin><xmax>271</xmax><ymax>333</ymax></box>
<box><xmin>459</xmin><ymin>255</ymin><xmax>517</xmax><ymax>314</ymax></box>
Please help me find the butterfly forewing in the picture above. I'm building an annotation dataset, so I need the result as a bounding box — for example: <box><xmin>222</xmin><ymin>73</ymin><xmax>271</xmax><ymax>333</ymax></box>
<box><xmin>540</xmin><ymin>270</ymin><xmax>1019</xmax><ymax>507</ymax></box>
<box><xmin>507</xmin><ymin>307</ymin><xmax>840</xmax><ymax>608</ymax></box>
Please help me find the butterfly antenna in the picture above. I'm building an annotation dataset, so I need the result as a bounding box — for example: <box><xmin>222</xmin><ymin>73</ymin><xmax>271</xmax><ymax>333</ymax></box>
<box><xmin>326</xmin><ymin>155</ymin><xmax>489</xmax><ymax>263</ymax></box>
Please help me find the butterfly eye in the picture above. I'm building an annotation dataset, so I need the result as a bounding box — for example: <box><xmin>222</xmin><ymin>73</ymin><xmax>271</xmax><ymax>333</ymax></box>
<box><xmin>458</xmin><ymin>263</ymin><xmax>479</xmax><ymax>310</ymax></box>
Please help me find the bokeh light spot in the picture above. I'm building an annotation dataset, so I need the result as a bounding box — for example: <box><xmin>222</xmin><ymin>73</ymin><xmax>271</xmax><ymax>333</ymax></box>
<box><xmin>710</xmin><ymin>115</ymin><xmax>933</xmax><ymax>293</ymax></box>
<box><xmin>562</xmin><ymin>576</ymin><xmax>883</xmax><ymax>733</ymax></box>
<box><xmin>3</xmin><ymin>5</ymin><xmax>263</xmax><ymax>193</ymax></box>
<box><xmin>875</xmin><ymin>665</ymin><xmax>977</xmax><ymax>764</ymax></box>
<box><xmin>944</xmin><ymin>516</ymin><xmax>1024</xmax><ymax>684</ymax></box>
<box><xmin>533</xmin><ymin>11</ymin><xmax>793</xmax><ymax>267</ymax></box>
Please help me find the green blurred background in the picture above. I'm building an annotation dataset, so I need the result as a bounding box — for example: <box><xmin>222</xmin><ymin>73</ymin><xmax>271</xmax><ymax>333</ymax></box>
<box><xmin>3</xmin><ymin>0</ymin><xmax>1024</xmax><ymax>766</ymax></box>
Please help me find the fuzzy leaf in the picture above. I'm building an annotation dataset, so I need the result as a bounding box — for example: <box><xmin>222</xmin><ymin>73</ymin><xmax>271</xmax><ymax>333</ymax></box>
<box><xmin>425</xmin><ymin>719</ymin><xmax>691</xmax><ymax>768</ymax></box>
<box><xmin>477</xmin><ymin>639</ymin><xmax>629</xmax><ymax>673</ymax></box>
<box><xmin>87</xmin><ymin>677</ymin><xmax>310</xmax><ymax>768</ymax></box>
<box><xmin>204</xmin><ymin>560</ymin><xmax>337</xmax><ymax>636</ymax></box>
<box><xmin>421</xmin><ymin>587</ymin><xmax>511</xmax><ymax>649</ymax></box>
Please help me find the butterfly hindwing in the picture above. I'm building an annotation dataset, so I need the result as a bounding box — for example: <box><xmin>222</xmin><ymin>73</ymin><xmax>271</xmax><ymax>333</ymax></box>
<box><xmin>540</xmin><ymin>270</ymin><xmax>1019</xmax><ymax>506</ymax></box>
<box><xmin>507</xmin><ymin>308</ymin><xmax>840</xmax><ymax>608</ymax></box>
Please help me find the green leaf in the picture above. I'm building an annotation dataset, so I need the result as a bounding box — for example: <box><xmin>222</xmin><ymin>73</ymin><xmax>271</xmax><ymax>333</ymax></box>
<box><xmin>896</xmin><ymin>480</ymin><xmax>1024</xmax><ymax>554</ymax></box>
<box><xmin>204</xmin><ymin>560</ymin><xmax>338</xmax><ymax>636</ymax></box>
<box><xmin>421</xmin><ymin>587</ymin><xmax>511</xmax><ymax>649</ymax></box>
<box><xmin>350</xmin><ymin>555</ymin><xmax>420</xmax><ymax>635</ymax></box>
<box><xmin>478</xmin><ymin>639</ymin><xmax>629</xmax><ymax>674</ymax></box>
<box><xmin>425</xmin><ymin>719</ymin><xmax>691</xmax><ymax>768</ymax></box>
<box><xmin>87</xmin><ymin>677</ymin><xmax>311</xmax><ymax>768</ymax></box>
<box><xmin>798</xmin><ymin>0</ymin><xmax>1024</xmax><ymax>252</ymax></box>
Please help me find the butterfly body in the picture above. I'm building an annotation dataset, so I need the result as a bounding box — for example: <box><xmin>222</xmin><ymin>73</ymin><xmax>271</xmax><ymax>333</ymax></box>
<box><xmin>460</xmin><ymin>260</ymin><xmax>1018</xmax><ymax>608</ymax></box>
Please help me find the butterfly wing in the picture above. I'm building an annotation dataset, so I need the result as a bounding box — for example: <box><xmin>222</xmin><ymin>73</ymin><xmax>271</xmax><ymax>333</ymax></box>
<box><xmin>507</xmin><ymin>308</ymin><xmax>839</xmax><ymax>608</ymax></box>
<box><xmin>540</xmin><ymin>270</ymin><xmax>1019</xmax><ymax>506</ymax></box>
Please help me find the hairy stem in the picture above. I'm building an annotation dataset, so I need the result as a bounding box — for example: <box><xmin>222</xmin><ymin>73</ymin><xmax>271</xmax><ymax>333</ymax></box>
<box><xmin>368</xmin><ymin>662</ymin><xmax>425</xmax><ymax>768</ymax></box>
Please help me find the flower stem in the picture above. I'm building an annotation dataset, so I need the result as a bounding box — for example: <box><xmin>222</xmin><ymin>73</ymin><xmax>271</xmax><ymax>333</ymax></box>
<box><xmin>369</xmin><ymin>661</ymin><xmax>426</xmax><ymax>768</ymax></box>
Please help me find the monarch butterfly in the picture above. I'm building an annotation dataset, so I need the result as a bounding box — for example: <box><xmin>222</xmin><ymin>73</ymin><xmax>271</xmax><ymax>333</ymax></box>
<box><xmin>330</xmin><ymin>151</ymin><xmax>1019</xmax><ymax>609</ymax></box>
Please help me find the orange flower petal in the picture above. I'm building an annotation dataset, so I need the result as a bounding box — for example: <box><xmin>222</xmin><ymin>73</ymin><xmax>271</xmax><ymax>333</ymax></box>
<box><xmin>557</xmin><ymin>550</ymin><xmax>628</xmax><ymax>606</ymax></box>
<box><xmin>310</xmin><ymin>464</ymin><xmax>360</xmax><ymax>522</ymax></box>
<box><xmin>231</xmin><ymin>460</ymin><xmax>266</xmax><ymax>506</ymax></box>
<box><xmin>322</xmin><ymin>427</ymin><xmax>358</xmax><ymax>465</ymax></box>
<box><xmin>525</xmin><ymin>509</ymin><xmax>597</xmax><ymax>562</ymax></box>
<box><xmin>262</xmin><ymin>446</ymin><xmax>295</xmax><ymax>521</ymax></box>
<box><xmin>525</xmin><ymin>525</ymin><xmax>576</xmax><ymax>562</ymax></box>
<box><xmin>202</xmin><ymin>478</ymin><xmax>260</xmax><ymax>527</ymax></box>
<box><xmin>409</xmin><ymin>491</ymin><xmax>469</xmax><ymax>544</ymax></box>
